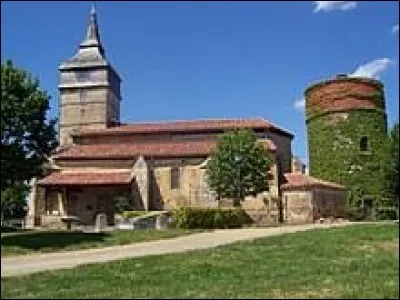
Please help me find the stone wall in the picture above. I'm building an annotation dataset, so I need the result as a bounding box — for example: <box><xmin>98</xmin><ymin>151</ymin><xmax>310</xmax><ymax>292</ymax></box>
<box><xmin>132</xmin><ymin>156</ymin><xmax>149</xmax><ymax>210</ymax></box>
<box><xmin>59</xmin><ymin>87</ymin><xmax>110</xmax><ymax>145</ymax></box>
<box><xmin>152</xmin><ymin>164</ymin><xmax>206</xmax><ymax>209</ymax></box>
<box><xmin>312</xmin><ymin>188</ymin><xmax>347</xmax><ymax>219</ymax></box>
<box><xmin>65</xmin><ymin>186</ymin><xmax>128</xmax><ymax>225</ymax></box>
<box><xmin>37</xmin><ymin>186</ymin><xmax>130</xmax><ymax>228</ymax></box>
<box><xmin>242</xmin><ymin>192</ymin><xmax>280</xmax><ymax>225</ymax></box>
<box><xmin>282</xmin><ymin>190</ymin><xmax>313</xmax><ymax>224</ymax></box>
<box><xmin>152</xmin><ymin>158</ymin><xmax>279</xmax><ymax>210</ymax></box>
<box><xmin>282</xmin><ymin>188</ymin><xmax>348</xmax><ymax>224</ymax></box>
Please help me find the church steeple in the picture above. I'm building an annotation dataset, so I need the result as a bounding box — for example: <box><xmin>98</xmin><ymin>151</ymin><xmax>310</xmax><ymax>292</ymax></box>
<box><xmin>58</xmin><ymin>4</ymin><xmax>122</xmax><ymax>146</ymax></box>
<box><xmin>79</xmin><ymin>4</ymin><xmax>105</xmax><ymax>56</ymax></box>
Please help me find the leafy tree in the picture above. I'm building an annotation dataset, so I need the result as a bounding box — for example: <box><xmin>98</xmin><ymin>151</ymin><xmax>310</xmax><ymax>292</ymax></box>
<box><xmin>1</xmin><ymin>60</ymin><xmax>58</xmax><ymax>189</ymax></box>
<box><xmin>1</xmin><ymin>60</ymin><xmax>58</xmax><ymax>220</ymax></box>
<box><xmin>1</xmin><ymin>183</ymin><xmax>28</xmax><ymax>223</ymax></box>
<box><xmin>384</xmin><ymin>122</ymin><xmax>399</xmax><ymax>206</ymax></box>
<box><xmin>205</xmin><ymin>129</ymin><xmax>272</xmax><ymax>206</ymax></box>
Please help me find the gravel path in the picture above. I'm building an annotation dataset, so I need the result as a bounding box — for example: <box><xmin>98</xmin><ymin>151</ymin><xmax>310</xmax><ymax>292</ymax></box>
<box><xmin>0</xmin><ymin>222</ymin><xmax>367</xmax><ymax>277</ymax></box>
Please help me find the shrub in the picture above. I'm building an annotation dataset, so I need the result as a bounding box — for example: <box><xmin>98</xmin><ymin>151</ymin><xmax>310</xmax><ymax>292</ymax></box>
<box><xmin>1</xmin><ymin>184</ymin><xmax>28</xmax><ymax>223</ymax></box>
<box><xmin>172</xmin><ymin>207</ymin><xmax>253</xmax><ymax>229</ymax></box>
<box><xmin>375</xmin><ymin>207</ymin><xmax>398</xmax><ymax>220</ymax></box>
<box><xmin>114</xmin><ymin>194</ymin><xmax>135</xmax><ymax>214</ymax></box>
<box><xmin>346</xmin><ymin>207</ymin><xmax>366</xmax><ymax>221</ymax></box>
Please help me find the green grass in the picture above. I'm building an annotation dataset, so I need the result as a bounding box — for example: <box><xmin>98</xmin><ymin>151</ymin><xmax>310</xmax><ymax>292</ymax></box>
<box><xmin>1</xmin><ymin>223</ymin><xmax>398</xmax><ymax>299</ymax></box>
<box><xmin>1</xmin><ymin>229</ymin><xmax>203</xmax><ymax>257</ymax></box>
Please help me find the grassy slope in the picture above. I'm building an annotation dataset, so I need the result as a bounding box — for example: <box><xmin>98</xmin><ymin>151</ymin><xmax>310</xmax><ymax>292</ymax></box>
<box><xmin>1</xmin><ymin>229</ymin><xmax>202</xmax><ymax>257</ymax></box>
<box><xmin>1</xmin><ymin>223</ymin><xmax>398</xmax><ymax>299</ymax></box>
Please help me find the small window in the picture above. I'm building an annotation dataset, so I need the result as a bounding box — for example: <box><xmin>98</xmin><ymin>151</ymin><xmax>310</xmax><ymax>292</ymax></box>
<box><xmin>170</xmin><ymin>167</ymin><xmax>180</xmax><ymax>189</ymax></box>
<box><xmin>360</xmin><ymin>136</ymin><xmax>368</xmax><ymax>152</ymax></box>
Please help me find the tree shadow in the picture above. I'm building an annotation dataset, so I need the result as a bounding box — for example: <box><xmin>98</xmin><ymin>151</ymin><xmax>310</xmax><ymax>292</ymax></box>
<box><xmin>1</xmin><ymin>231</ymin><xmax>110</xmax><ymax>251</ymax></box>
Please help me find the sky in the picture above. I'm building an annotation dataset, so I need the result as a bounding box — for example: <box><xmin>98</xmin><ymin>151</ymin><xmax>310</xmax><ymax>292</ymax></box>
<box><xmin>1</xmin><ymin>1</ymin><xmax>399</xmax><ymax>166</ymax></box>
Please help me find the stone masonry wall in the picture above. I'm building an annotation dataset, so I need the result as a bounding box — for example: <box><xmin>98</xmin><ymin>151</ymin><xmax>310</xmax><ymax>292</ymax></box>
<box><xmin>282</xmin><ymin>190</ymin><xmax>313</xmax><ymax>224</ymax></box>
<box><xmin>312</xmin><ymin>188</ymin><xmax>347</xmax><ymax>220</ymax></box>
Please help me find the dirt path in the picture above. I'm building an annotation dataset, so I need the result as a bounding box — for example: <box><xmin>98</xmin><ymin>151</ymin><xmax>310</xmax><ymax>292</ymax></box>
<box><xmin>0</xmin><ymin>222</ymin><xmax>368</xmax><ymax>278</ymax></box>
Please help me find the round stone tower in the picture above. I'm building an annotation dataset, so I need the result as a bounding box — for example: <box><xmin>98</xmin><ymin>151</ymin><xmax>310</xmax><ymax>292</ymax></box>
<box><xmin>305</xmin><ymin>74</ymin><xmax>388</xmax><ymax>205</ymax></box>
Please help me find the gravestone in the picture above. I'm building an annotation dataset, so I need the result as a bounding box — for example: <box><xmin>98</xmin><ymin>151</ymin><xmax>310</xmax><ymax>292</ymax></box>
<box><xmin>95</xmin><ymin>213</ymin><xmax>107</xmax><ymax>232</ymax></box>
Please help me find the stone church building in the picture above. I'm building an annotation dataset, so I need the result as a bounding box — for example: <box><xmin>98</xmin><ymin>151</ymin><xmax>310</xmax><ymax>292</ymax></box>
<box><xmin>26</xmin><ymin>7</ymin><xmax>347</xmax><ymax>229</ymax></box>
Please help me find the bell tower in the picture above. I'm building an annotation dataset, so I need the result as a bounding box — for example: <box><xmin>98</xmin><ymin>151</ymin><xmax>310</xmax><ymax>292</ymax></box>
<box><xmin>58</xmin><ymin>5</ymin><xmax>121</xmax><ymax>146</ymax></box>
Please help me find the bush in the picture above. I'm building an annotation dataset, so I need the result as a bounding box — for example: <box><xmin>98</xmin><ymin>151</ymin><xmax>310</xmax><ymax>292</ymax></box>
<box><xmin>1</xmin><ymin>184</ymin><xmax>28</xmax><ymax>223</ymax></box>
<box><xmin>375</xmin><ymin>207</ymin><xmax>398</xmax><ymax>220</ymax></box>
<box><xmin>346</xmin><ymin>207</ymin><xmax>366</xmax><ymax>221</ymax></box>
<box><xmin>346</xmin><ymin>206</ymin><xmax>399</xmax><ymax>221</ymax></box>
<box><xmin>114</xmin><ymin>194</ymin><xmax>135</xmax><ymax>214</ymax></box>
<box><xmin>172</xmin><ymin>207</ymin><xmax>253</xmax><ymax>229</ymax></box>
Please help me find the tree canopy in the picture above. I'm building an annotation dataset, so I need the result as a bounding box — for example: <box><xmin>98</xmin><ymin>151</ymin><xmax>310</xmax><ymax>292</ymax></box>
<box><xmin>1</xmin><ymin>60</ymin><xmax>58</xmax><ymax>190</ymax></box>
<box><xmin>205</xmin><ymin>129</ymin><xmax>272</xmax><ymax>206</ymax></box>
<box><xmin>1</xmin><ymin>60</ymin><xmax>58</xmax><ymax>220</ymax></box>
<box><xmin>384</xmin><ymin>122</ymin><xmax>399</xmax><ymax>206</ymax></box>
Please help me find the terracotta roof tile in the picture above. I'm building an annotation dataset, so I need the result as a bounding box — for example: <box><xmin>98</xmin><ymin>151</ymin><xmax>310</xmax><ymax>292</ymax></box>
<box><xmin>37</xmin><ymin>172</ymin><xmax>132</xmax><ymax>186</ymax></box>
<box><xmin>54</xmin><ymin>139</ymin><xmax>276</xmax><ymax>160</ymax></box>
<box><xmin>281</xmin><ymin>173</ymin><xmax>346</xmax><ymax>191</ymax></box>
<box><xmin>73</xmin><ymin>118</ymin><xmax>293</xmax><ymax>138</ymax></box>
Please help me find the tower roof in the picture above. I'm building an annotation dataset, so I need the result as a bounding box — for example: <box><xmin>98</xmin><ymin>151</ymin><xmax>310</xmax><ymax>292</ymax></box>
<box><xmin>59</xmin><ymin>4</ymin><xmax>109</xmax><ymax>70</ymax></box>
<box><xmin>79</xmin><ymin>4</ymin><xmax>104</xmax><ymax>55</ymax></box>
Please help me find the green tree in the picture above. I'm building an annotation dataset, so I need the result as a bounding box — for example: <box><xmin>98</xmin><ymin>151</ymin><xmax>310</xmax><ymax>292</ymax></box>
<box><xmin>1</xmin><ymin>183</ymin><xmax>28</xmax><ymax>223</ymax></box>
<box><xmin>1</xmin><ymin>60</ymin><xmax>58</xmax><ymax>220</ymax></box>
<box><xmin>384</xmin><ymin>122</ymin><xmax>399</xmax><ymax>206</ymax></box>
<box><xmin>205</xmin><ymin>129</ymin><xmax>272</xmax><ymax>206</ymax></box>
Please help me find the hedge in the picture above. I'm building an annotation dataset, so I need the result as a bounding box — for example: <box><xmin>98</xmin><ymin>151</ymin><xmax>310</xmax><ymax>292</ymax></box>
<box><xmin>346</xmin><ymin>206</ymin><xmax>398</xmax><ymax>221</ymax></box>
<box><xmin>172</xmin><ymin>207</ymin><xmax>253</xmax><ymax>229</ymax></box>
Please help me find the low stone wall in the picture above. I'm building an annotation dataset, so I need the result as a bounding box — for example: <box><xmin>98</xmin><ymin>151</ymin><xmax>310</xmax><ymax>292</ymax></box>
<box><xmin>40</xmin><ymin>215</ymin><xmax>67</xmax><ymax>230</ymax></box>
<box><xmin>242</xmin><ymin>192</ymin><xmax>280</xmax><ymax>226</ymax></box>
<box><xmin>115</xmin><ymin>212</ymin><xmax>171</xmax><ymax>230</ymax></box>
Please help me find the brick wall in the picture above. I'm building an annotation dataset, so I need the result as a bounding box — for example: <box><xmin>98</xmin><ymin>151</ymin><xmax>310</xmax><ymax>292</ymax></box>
<box><xmin>306</xmin><ymin>78</ymin><xmax>384</xmax><ymax>119</ymax></box>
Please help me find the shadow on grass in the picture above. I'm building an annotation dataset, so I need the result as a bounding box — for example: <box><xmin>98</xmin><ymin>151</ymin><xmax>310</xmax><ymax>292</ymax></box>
<box><xmin>1</xmin><ymin>226</ymin><xmax>24</xmax><ymax>233</ymax></box>
<box><xmin>1</xmin><ymin>231</ymin><xmax>111</xmax><ymax>251</ymax></box>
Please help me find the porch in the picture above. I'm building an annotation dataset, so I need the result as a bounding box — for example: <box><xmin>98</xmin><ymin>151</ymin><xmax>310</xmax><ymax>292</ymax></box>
<box><xmin>35</xmin><ymin>171</ymin><xmax>143</xmax><ymax>229</ymax></box>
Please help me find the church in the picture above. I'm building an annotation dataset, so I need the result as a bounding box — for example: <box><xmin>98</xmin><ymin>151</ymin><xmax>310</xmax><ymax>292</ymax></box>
<box><xmin>26</xmin><ymin>6</ymin><xmax>347</xmax><ymax>229</ymax></box>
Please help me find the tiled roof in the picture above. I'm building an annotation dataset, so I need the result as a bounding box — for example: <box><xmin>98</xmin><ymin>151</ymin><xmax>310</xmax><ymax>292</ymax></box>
<box><xmin>37</xmin><ymin>172</ymin><xmax>133</xmax><ymax>186</ymax></box>
<box><xmin>281</xmin><ymin>173</ymin><xmax>346</xmax><ymax>191</ymax></box>
<box><xmin>53</xmin><ymin>139</ymin><xmax>276</xmax><ymax>160</ymax></box>
<box><xmin>72</xmin><ymin>118</ymin><xmax>293</xmax><ymax>138</ymax></box>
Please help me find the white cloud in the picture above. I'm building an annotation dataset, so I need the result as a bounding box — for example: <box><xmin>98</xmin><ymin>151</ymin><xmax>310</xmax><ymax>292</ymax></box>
<box><xmin>313</xmin><ymin>1</ymin><xmax>357</xmax><ymax>13</ymax></box>
<box><xmin>348</xmin><ymin>58</ymin><xmax>394</xmax><ymax>79</ymax></box>
<box><xmin>392</xmin><ymin>24</ymin><xmax>399</xmax><ymax>34</ymax></box>
<box><xmin>293</xmin><ymin>98</ymin><xmax>306</xmax><ymax>111</ymax></box>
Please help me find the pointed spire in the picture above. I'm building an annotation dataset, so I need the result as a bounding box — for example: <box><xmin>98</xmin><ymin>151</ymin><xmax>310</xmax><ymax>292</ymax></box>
<box><xmin>79</xmin><ymin>3</ymin><xmax>105</xmax><ymax>56</ymax></box>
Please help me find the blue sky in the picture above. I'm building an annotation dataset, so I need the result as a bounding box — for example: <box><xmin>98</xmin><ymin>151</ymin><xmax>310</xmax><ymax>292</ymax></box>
<box><xmin>1</xmin><ymin>1</ymin><xmax>399</xmax><ymax>166</ymax></box>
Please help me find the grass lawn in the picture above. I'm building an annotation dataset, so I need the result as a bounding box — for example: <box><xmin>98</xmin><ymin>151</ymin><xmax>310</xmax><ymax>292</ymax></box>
<box><xmin>1</xmin><ymin>223</ymin><xmax>398</xmax><ymax>299</ymax></box>
<box><xmin>1</xmin><ymin>229</ymin><xmax>203</xmax><ymax>257</ymax></box>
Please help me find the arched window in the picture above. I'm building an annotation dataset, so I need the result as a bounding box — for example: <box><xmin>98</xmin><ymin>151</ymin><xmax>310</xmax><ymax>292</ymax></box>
<box><xmin>170</xmin><ymin>167</ymin><xmax>180</xmax><ymax>189</ymax></box>
<box><xmin>360</xmin><ymin>136</ymin><xmax>368</xmax><ymax>152</ymax></box>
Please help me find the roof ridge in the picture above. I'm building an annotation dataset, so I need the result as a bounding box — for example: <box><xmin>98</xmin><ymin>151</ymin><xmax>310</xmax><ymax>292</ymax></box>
<box><xmin>68</xmin><ymin>140</ymin><xmax>217</xmax><ymax>147</ymax></box>
<box><xmin>283</xmin><ymin>173</ymin><xmax>345</xmax><ymax>189</ymax></box>
<box><xmin>118</xmin><ymin>117</ymin><xmax>266</xmax><ymax>126</ymax></box>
